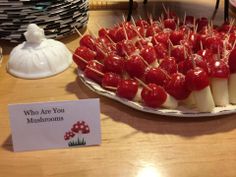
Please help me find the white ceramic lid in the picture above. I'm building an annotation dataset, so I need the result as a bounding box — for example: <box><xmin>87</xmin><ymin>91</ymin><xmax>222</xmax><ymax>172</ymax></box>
<box><xmin>7</xmin><ymin>24</ymin><xmax>72</xmax><ymax>79</ymax></box>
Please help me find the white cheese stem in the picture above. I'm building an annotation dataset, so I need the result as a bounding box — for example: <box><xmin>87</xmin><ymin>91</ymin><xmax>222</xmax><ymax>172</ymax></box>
<box><xmin>150</xmin><ymin>60</ymin><xmax>159</xmax><ymax>68</ymax></box>
<box><xmin>181</xmin><ymin>92</ymin><xmax>196</xmax><ymax>108</ymax></box>
<box><xmin>229</xmin><ymin>73</ymin><xmax>236</xmax><ymax>104</ymax></box>
<box><xmin>211</xmin><ymin>78</ymin><xmax>229</xmax><ymax>106</ymax></box>
<box><xmin>122</xmin><ymin>72</ymin><xmax>130</xmax><ymax>79</ymax></box>
<box><xmin>133</xmin><ymin>87</ymin><xmax>142</xmax><ymax>102</ymax></box>
<box><xmin>162</xmin><ymin>93</ymin><xmax>178</xmax><ymax>109</ymax></box>
<box><xmin>193</xmin><ymin>86</ymin><xmax>215</xmax><ymax>112</ymax></box>
<box><xmin>131</xmin><ymin>36</ymin><xmax>140</xmax><ymax>45</ymax></box>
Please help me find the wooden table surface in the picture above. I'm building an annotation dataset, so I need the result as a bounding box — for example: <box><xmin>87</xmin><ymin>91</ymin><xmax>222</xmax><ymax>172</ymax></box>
<box><xmin>1</xmin><ymin>1</ymin><xmax>236</xmax><ymax>177</ymax></box>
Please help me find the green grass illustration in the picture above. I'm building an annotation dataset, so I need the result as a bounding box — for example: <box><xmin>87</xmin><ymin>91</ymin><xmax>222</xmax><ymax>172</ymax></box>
<box><xmin>68</xmin><ymin>137</ymin><xmax>86</xmax><ymax>147</ymax></box>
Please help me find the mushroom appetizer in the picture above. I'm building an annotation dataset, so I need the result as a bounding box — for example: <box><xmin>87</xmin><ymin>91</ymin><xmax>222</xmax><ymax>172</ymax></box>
<box><xmin>73</xmin><ymin>10</ymin><xmax>236</xmax><ymax>116</ymax></box>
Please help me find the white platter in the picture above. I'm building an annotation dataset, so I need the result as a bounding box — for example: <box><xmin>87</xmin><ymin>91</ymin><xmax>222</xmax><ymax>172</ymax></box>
<box><xmin>78</xmin><ymin>70</ymin><xmax>236</xmax><ymax>117</ymax></box>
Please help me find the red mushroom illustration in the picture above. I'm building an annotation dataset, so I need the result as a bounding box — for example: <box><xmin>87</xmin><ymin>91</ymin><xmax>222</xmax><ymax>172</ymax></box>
<box><xmin>71</xmin><ymin>121</ymin><xmax>90</xmax><ymax>134</ymax></box>
<box><xmin>64</xmin><ymin>131</ymin><xmax>75</xmax><ymax>141</ymax></box>
<box><xmin>64</xmin><ymin>121</ymin><xmax>90</xmax><ymax>147</ymax></box>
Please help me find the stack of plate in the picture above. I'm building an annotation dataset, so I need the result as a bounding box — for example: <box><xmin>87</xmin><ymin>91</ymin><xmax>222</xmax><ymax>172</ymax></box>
<box><xmin>0</xmin><ymin>0</ymin><xmax>89</xmax><ymax>43</ymax></box>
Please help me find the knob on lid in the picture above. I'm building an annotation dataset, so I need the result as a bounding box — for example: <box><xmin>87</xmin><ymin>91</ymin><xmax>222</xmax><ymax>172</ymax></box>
<box><xmin>7</xmin><ymin>24</ymin><xmax>72</xmax><ymax>79</ymax></box>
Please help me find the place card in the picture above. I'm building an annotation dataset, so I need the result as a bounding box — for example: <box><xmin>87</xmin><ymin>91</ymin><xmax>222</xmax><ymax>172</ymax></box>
<box><xmin>8</xmin><ymin>99</ymin><xmax>101</xmax><ymax>152</ymax></box>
